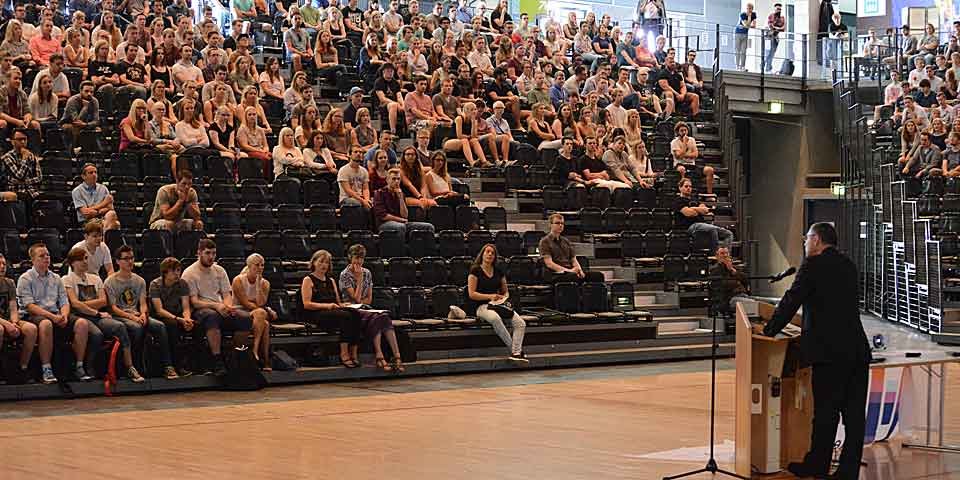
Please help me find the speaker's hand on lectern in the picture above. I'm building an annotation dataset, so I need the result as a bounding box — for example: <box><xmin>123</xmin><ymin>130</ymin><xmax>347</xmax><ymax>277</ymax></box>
<box><xmin>751</xmin><ymin>323</ymin><xmax>766</xmax><ymax>335</ymax></box>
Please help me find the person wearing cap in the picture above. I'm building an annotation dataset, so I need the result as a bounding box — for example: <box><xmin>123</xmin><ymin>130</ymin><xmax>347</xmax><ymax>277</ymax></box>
<box><xmin>485</xmin><ymin>67</ymin><xmax>521</xmax><ymax>128</ymax></box>
<box><xmin>373</xmin><ymin>62</ymin><xmax>403</xmax><ymax>133</ymax></box>
<box><xmin>343</xmin><ymin>86</ymin><xmax>365</xmax><ymax>127</ymax></box>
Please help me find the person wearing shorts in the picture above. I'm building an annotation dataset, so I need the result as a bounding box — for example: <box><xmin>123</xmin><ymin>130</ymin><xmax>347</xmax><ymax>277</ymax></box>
<box><xmin>181</xmin><ymin>238</ymin><xmax>252</xmax><ymax>376</ymax></box>
<box><xmin>0</xmin><ymin>253</ymin><xmax>37</xmax><ymax>383</ymax></box>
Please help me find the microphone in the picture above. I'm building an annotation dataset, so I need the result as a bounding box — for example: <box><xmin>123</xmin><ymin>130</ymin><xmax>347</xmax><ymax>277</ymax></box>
<box><xmin>769</xmin><ymin>267</ymin><xmax>796</xmax><ymax>283</ymax></box>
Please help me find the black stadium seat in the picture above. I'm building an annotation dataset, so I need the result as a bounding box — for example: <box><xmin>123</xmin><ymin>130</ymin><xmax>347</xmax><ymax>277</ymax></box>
<box><xmin>347</xmin><ymin>230</ymin><xmax>378</xmax><ymax>258</ymax></box>
<box><xmin>141</xmin><ymin>229</ymin><xmax>174</xmax><ymax>259</ymax></box>
<box><xmin>419</xmin><ymin>257</ymin><xmax>448</xmax><ymax>287</ymax></box>
<box><xmin>466</xmin><ymin>230</ymin><xmax>493</xmax><ymax>257</ymax></box>
<box><xmin>309</xmin><ymin>204</ymin><xmax>338</xmax><ymax>231</ymax></box>
<box><xmin>315</xmin><ymin>230</ymin><xmax>345</xmax><ymax>258</ymax></box>
<box><xmin>388</xmin><ymin>257</ymin><xmax>417</xmax><ymax>287</ymax></box>
<box><xmin>456</xmin><ymin>205</ymin><xmax>480</xmax><ymax>231</ymax></box>
<box><xmin>253</xmin><ymin>230</ymin><xmax>283</xmax><ymax>258</ymax></box>
<box><xmin>216</xmin><ymin>230</ymin><xmax>247</xmax><ymax>258</ymax></box>
<box><xmin>272</xmin><ymin>176</ymin><xmax>302</xmax><ymax>205</ymax></box>
<box><xmin>439</xmin><ymin>230</ymin><xmax>466</xmax><ymax>258</ymax></box>
<box><xmin>621</xmin><ymin>231</ymin><xmax>644</xmax><ymax>258</ymax></box>
<box><xmin>427</xmin><ymin>205</ymin><xmax>456</xmax><ymax>231</ymax></box>
<box><xmin>378</xmin><ymin>229</ymin><xmax>405</xmax><ymax>258</ymax></box>
<box><xmin>276</xmin><ymin>204</ymin><xmax>307</xmax><ymax>230</ymax></box>
<box><xmin>408</xmin><ymin>229</ymin><xmax>437</xmax><ymax>258</ymax></box>
<box><xmin>281</xmin><ymin>230</ymin><xmax>312</xmax><ymax>261</ymax></box>
<box><xmin>495</xmin><ymin>231</ymin><xmax>523</xmax><ymax>257</ymax></box>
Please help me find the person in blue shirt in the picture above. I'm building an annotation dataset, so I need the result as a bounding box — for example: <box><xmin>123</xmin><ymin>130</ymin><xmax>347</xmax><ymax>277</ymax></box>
<box><xmin>735</xmin><ymin>3</ymin><xmax>757</xmax><ymax>71</ymax></box>
<box><xmin>71</xmin><ymin>163</ymin><xmax>119</xmax><ymax>231</ymax></box>
<box><xmin>363</xmin><ymin>130</ymin><xmax>397</xmax><ymax>166</ymax></box>
<box><xmin>549</xmin><ymin>71</ymin><xmax>569</xmax><ymax>109</ymax></box>
<box><xmin>17</xmin><ymin>243</ymin><xmax>103</xmax><ymax>384</ymax></box>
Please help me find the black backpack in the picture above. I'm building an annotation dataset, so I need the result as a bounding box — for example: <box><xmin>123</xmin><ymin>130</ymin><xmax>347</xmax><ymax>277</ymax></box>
<box><xmin>779</xmin><ymin>59</ymin><xmax>795</xmax><ymax>76</ymax></box>
<box><xmin>223</xmin><ymin>346</ymin><xmax>267</xmax><ymax>391</ymax></box>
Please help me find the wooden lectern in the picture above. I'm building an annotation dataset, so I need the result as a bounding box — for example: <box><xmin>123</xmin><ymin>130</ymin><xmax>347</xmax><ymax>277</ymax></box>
<box><xmin>734</xmin><ymin>301</ymin><xmax>814</xmax><ymax>477</ymax></box>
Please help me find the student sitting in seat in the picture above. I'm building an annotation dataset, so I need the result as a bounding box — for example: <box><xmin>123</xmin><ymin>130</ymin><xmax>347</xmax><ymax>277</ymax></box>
<box><xmin>231</xmin><ymin>253</ymin><xmax>276</xmax><ymax>371</ymax></box>
<box><xmin>0</xmin><ymin>253</ymin><xmax>37</xmax><ymax>383</ymax></box>
<box><xmin>63</xmin><ymin>246</ymin><xmax>146</xmax><ymax>382</ymax></box>
<box><xmin>467</xmin><ymin>244</ymin><xmax>529</xmax><ymax>364</ymax></box>
<box><xmin>539</xmin><ymin>213</ymin><xmax>605</xmax><ymax>284</ymax></box>
<box><xmin>339</xmin><ymin>245</ymin><xmax>405</xmax><ymax>372</ymax></box>
<box><xmin>671</xmin><ymin>121</ymin><xmax>715</xmax><ymax>194</ymax></box>
<box><xmin>300</xmin><ymin>249</ymin><xmax>363</xmax><ymax>368</ymax></box>
<box><xmin>182</xmin><ymin>239</ymin><xmax>252</xmax><ymax>376</ymax></box>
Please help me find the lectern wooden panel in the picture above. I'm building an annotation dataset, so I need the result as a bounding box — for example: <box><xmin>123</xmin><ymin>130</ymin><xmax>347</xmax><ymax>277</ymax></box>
<box><xmin>734</xmin><ymin>301</ymin><xmax>811</xmax><ymax>477</ymax></box>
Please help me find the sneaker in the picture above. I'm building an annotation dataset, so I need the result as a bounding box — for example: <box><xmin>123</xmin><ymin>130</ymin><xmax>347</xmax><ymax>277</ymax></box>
<box><xmin>163</xmin><ymin>366</ymin><xmax>179</xmax><ymax>380</ymax></box>
<box><xmin>212</xmin><ymin>358</ymin><xmax>227</xmax><ymax>377</ymax></box>
<box><xmin>127</xmin><ymin>366</ymin><xmax>145</xmax><ymax>383</ymax></box>
<box><xmin>74</xmin><ymin>364</ymin><xmax>93</xmax><ymax>382</ymax></box>
<box><xmin>177</xmin><ymin>367</ymin><xmax>194</xmax><ymax>378</ymax></box>
<box><xmin>41</xmin><ymin>366</ymin><xmax>58</xmax><ymax>384</ymax></box>
<box><xmin>507</xmin><ymin>354</ymin><xmax>530</xmax><ymax>365</ymax></box>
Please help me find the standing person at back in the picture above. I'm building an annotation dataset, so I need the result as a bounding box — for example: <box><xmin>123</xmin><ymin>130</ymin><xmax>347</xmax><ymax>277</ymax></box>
<box><xmin>760</xmin><ymin>223</ymin><xmax>870</xmax><ymax>480</ymax></box>
<box><xmin>735</xmin><ymin>3</ymin><xmax>757</xmax><ymax>71</ymax></box>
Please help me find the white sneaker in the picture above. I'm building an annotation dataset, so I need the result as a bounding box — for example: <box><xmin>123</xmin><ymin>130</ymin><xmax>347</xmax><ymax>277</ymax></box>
<box><xmin>128</xmin><ymin>366</ymin><xmax>145</xmax><ymax>383</ymax></box>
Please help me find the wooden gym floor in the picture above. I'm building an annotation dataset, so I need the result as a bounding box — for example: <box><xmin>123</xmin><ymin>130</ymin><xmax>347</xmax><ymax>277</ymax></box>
<box><xmin>0</xmin><ymin>360</ymin><xmax>958</xmax><ymax>480</ymax></box>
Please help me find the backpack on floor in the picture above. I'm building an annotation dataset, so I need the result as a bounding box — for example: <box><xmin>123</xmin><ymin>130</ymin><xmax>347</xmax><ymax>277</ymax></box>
<box><xmin>223</xmin><ymin>346</ymin><xmax>267</xmax><ymax>391</ymax></box>
<box><xmin>270</xmin><ymin>350</ymin><xmax>299</xmax><ymax>371</ymax></box>
<box><xmin>779</xmin><ymin>59</ymin><xmax>795</xmax><ymax>76</ymax></box>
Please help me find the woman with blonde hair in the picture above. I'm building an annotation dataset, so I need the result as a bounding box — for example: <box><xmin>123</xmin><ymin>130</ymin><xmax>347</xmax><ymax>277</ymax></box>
<box><xmin>0</xmin><ymin>20</ymin><xmax>32</xmax><ymax>68</ymax></box>
<box><xmin>238</xmin><ymin>105</ymin><xmax>271</xmax><ymax>178</ymax></box>
<box><xmin>203</xmin><ymin>82</ymin><xmax>233</xmax><ymax>125</ymax></box>
<box><xmin>300</xmin><ymin>249</ymin><xmax>363</xmax><ymax>368</ymax></box>
<box><xmin>28</xmin><ymin>72</ymin><xmax>58</xmax><ymax>126</ymax></box>
<box><xmin>63</xmin><ymin>28</ymin><xmax>89</xmax><ymax>73</ymax></box>
<box><xmin>349</xmin><ymin>107</ymin><xmax>378</xmax><ymax>152</ymax></box>
<box><xmin>174</xmin><ymin>98</ymin><xmax>212</xmax><ymax>153</ymax></box>
<box><xmin>443</xmin><ymin>101</ymin><xmax>491</xmax><ymax>168</ymax></box>
<box><xmin>272</xmin><ymin>126</ymin><xmax>306</xmax><ymax>177</ymax></box>
<box><xmin>209</xmin><ymin>105</ymin><xmax>244</xmax><ymax>175</ymax></box>
<box><xmin>148</xmin><ymin>100</ymin><xmax>184</xmax><ymax>178</ymax></box>
<box><xmin>234</xmin><ymin>85</ymin><xmax>270</xmax><ymax>131</ymax></box>
<box><xmin>231</xmin><ymin>253</ymin><xmax>276</xmax><ymax>370</ymax></box>
<box><xmin>120</xmin><ymin>99</ymin><xmax>153</xmax><ymax>152</ymax></box>
<box><xmin>321</xmin><ymin>107</ymin><xmax>350</xmax><ymax>162</ymax></box>
<box><xmin>147</xmin><ymin>79</ymin><xmax>176</xmax><ymax>121</ymax></box>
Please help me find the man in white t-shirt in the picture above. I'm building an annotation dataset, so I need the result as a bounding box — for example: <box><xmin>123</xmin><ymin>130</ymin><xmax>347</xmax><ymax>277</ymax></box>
<box><xmin>171</xmin><ymin>44</ymin><xmax>205</xmax><ymax>91</ymax></box>
<box><xmin>337</xmin><ymin>145</ymin><xmax>372</xmax><ymax>209</ymax></box>
<box><xmin>604</xmin><ymin>88</ymin><xmax>628</xmax><ymax>129</ymax></box>
<box><xmin>181</xmin><ymin>239</ymin><xmax>251</xmax><ymax>376</ymax></box>
<box><xmin>70</xmin><ymin>220</ymin><xmax>114</xmax><ymax>278</ymax></box>
<box><xmin>670</xmin><ymin>121</ymin><xmax>716</xmax><ymax>194</ymax></box>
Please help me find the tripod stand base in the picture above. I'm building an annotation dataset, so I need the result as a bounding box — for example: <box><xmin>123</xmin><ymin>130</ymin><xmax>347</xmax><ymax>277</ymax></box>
<box><xmin>662</xmin><ymin>458</ymin><xmax>750</xmax><ymax>480</ymax></box>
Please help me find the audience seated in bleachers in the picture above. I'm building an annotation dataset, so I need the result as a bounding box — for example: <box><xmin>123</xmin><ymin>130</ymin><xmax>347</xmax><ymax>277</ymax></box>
<box><xmin>675</xmin><ymin>178</ymin><xmax>733</xmax><ymax>249</ymax></box>
<box><xmin>467</xmin><ymin>243</ymin><xmax>528</xmax><ymax>364</ymax></box>
<box><xmin>540</xmin><ymin>213</ymin><xmax>605</xmax><ymax>283</ymax></box>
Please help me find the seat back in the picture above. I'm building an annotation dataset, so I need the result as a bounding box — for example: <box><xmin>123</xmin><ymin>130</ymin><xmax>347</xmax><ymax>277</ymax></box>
<box><xmin>554</xmin><ymin>282</ymin><xmax>580</xmax><ymax>313</ymax></box>
<box><xmin>609</xmin><ymin>281</ymin><xmax>636</xmax><ymax>312</ymax></box>
<box><xmin>438</xmin><ymin>230</ymin><xmax>466</xmax><ymax>258</ymax></box>
<box><xmin>388</xmin><ymin>257</ymin><xmax>417</xmax><ymax>287</ymax></box>
<box><xmin>346</xmin><ymin>230</ymin><xmax>378</xmax><ymax>258</ymax></box>
<box><xmin>397</xmin><ymin>286</ymin><xmax>428</xmax><ymax>318</ymax></box>
<box><xmin>253</xmin><ymin>230</ymin><xmax>283</xmax><ymax>258</ymax></box>
<box><xmin>281</xmin><ymin>230</ymin><xmax>312</xmax><ymax>260</ymax></box>
<box><xmin>272</xmin><ymin>176</ymin><xmax>302</xmax><ymax>205</ymax></box>
<box><xmin>581</xmin><ymin>282</ymin><xmax>610</xmax><ymax>313</ymax></box>
<box><xmin>419</xmin><ymin>257</ymin><xmax>448</xmax><ymax>287</ymax></box>
<box><xmin>483</xmin><ymin>206</ymin><xmax>507</xmax><ymax>230</ymax></box>
<box><xmin>314</xmin><ymin>230</ymin><xmax>344</xmax><ymax>258</ymax></box>
<box><xmin>447</xmin><ymin>256</ymin><xmax>473</xmax><ymax>284</ymax></box>
<box><xmin>378</xmin><ymin>229</ymin><xmax>406</xmax><ymax>258</ymax></box>
<box><xmin>427</xmin><ymin>205</ymin><xmax>456</xmax><ymax>231</ymax></box>
<box><xmin>456</xmin><ymin>205</ymin><xmax>481</xmax><ymax>231</ymax></box>
<box><xmin>309</xmin><ymin>204</ymin><xmax>338</xmax><ymax>231</ymax></box>
<box><xmin>494</xmin><ymin>231</ymin><xmax>523</xmax><ymax>257</ymax></box>
<box><xmin>603</xmin><ymin>207</ymin><xmax>629</xmax><ymax>233</ymax></box>
<box><xmin>243</xmin><ymin>204</ymin><xmax>275</xmax><ymax>232</ymax></box>
<box><xmin>580</xmin><ymin>207</ymin><xmax>604</xmax><ymax>234</ymax></box>
<box><xmin>408</xmin><ymin>229</ymin><xmax>437</xmax><ymax>258</ymax></box>
<box><xmin>466</xmin><ymin>230</ymin><xmax>493</xmax><ymax>257</ymax></box>
<box><xmin>276</xmin><ymin>204</ymin><xmax>307</xmax><ymax>230</ymax></box>
<box><xmin>620</xmin><ymin>230</ymin><xmax>644</xmax><ymax>258</ymax></box>
<box><xmin>216</xmin><ymin>230</ymin><xmax>247</xmax><ymax>258</ymax></box>
<box><xmin>506</xmin><ymin>255</ymin><xmax>538</xmax><ymax>285</ymax></box>
<box><xmin>431</xmin><ymin>285</ymin><xmax>461</xmax><ymax>317</ymax></box>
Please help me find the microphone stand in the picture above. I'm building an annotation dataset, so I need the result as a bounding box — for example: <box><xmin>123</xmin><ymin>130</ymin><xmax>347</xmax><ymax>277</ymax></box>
<box><xmin>663</xmin><ymin>270</ymin><xmax>793</xmax><ymax>480</ymax></box>
<box><xmin>662</xmin><ymin>274</ymin><xmax>748</xmax><ymax>480</ymax></box>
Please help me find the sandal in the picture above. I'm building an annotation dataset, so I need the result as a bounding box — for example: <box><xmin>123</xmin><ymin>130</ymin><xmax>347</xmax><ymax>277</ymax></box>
<box><xmin>375</xmin><ymin>357</ymin><xmax>394</xmax><ymax>373</ymax></box>
<box><xmin>392</xmin><ymin>358</ymin><xmax>405</xmax><ymax>373</ymax></box>
<box><xmin>340</xmin><ymin>358</ymin><xmax>359</xmax><ymax>368</ymax></box>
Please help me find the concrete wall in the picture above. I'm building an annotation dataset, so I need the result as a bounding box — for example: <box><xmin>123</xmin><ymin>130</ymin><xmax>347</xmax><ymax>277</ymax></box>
<box><xmin>748</xmin><ymin>90</ymin><xmax>838</xmax><ymax>296</ymax></box>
